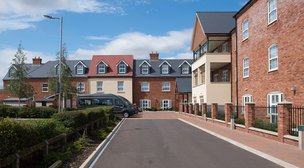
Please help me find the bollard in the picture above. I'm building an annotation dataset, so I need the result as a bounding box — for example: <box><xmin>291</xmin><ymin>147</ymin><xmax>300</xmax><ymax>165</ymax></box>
<box><xmin>299</xmin><ymin>125</ymin><xmax>304</xmax><ymax>151</ymax></box>
<box><xmin>230</xmin><ymin>118</ymin><xmax>235</xmax><ymax>130</ymax></box>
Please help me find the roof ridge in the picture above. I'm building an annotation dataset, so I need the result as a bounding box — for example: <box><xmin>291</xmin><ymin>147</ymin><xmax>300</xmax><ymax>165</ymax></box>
<box><xmin>196</xmin><ymin>11</ymin><xmax>237</xmax><ymax>13</ymax></box>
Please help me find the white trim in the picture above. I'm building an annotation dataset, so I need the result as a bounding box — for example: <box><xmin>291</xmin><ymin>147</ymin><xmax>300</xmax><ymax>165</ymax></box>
<box><xmin>141</xmin><ymin>82</ymin><xmax>150</xmax><ymax>92</ymax></box>
<box><xmin>42</xmin><ymin>83</ymin><xmax>49</xmax><ymax>92</ymax></box>
<box><xmin>76</xmin><ymin>64</ymin><xmax>84</xmax><ymax>75</ymax></box>
<box><xmin>73</xmin><ymin>61</ymin><xmax>87</xmax><ymax>68</ymax></box>
<box><xmin>138</xmin><ymin>60</ymin><xmax>151</xmax><ymax>67</ymax></box>
<box><xmin>249</xmin><ymin>127</ymin><xmax>278</xmax><ymax>136</ymax></box>
<box><xmin>268</xmin><ymin>0</ymin><xmax>277</xmax><ymax>25</ymax></box>
<box><xmin>161</xmin><ymin>99</ymin><xmax>172</xmax><ymax>109</ymax></box>
<box><xmin>178</xmin><ymin>60</ymin><xmax>191</xmax><ymax>68</ymax></box>
<box><xmin>158</xmin><ymin>60</ymin><xmax>172</xmax><ymax>67</ymax></box>
<box><xmin>162</xmin><ymin>82</ymin><xmax>170</xmax><ymax>92</ymax></box>
<box><xmin>96</xmin><ymin>81</ymin><xmax>103</xmax><ymax>92</ymax></box>
<box><xmin>96</xmin><ymin>60</ymin><xmax>109</xmax><ymax>67</ymax></box>
<box><xmin>140</xmin><ymin>99</ymin><xmax>151</xmax><ymax>109</ymax></box>
<box><xmin>268</xmin><ymin>44</ymin><xmax>278</xmax><ymax>72</ymax></box>
<box><xmin>117</xmin><ymin>81</ymin><xmax>124</xmax><ymax>92</ymax></box>
<box><xmin>242</xmin><ymin>19</ymin><xmax>249</xmax><ymax>41</ymax></box>
<box><xmin>116</xmin><ymin>60</ymin><xmax>129</xmax><ymax>67</ymax></box>
<box><xmin>243</xmin><ymin>57</ymin><xmax>249</xmax><ymax>78</ymax></box>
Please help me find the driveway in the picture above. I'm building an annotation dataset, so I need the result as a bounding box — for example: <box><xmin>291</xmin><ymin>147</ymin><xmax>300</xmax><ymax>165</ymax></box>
<box><xmin>91</xmin><ymin>118</ymin><xmax>281</xmax><ymax>168</ymax></box>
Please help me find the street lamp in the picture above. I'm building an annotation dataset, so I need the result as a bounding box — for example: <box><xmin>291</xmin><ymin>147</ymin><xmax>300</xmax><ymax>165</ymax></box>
<box><xmin>44</xmin><ymin>15</ymin><xmax>63</xmax><ymax>113</ymax></box>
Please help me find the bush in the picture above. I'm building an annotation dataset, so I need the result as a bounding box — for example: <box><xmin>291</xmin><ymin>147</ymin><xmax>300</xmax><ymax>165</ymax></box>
<box><xmin>0</xmin><ymin>105</ymin><xmax>57</xmax><ymax>118</ymax></box>
<box><xmin>0</xmin><ymin>118</ymin><xmax>67</xmax><ymax>157</ymax></box>
<box><xmin>254</xmin><ymin>119</ymin><xmax>278</xmax><ymax>132</ymax></box>
<box><xmin>235</xmin><ymin>118</ymin><xmax>245</xmax><ymax>125</ymax></box>
<box><xmin>52</xmin><ymin>111</ymin><xmax>88</xmax><ymax>128</ymax></box>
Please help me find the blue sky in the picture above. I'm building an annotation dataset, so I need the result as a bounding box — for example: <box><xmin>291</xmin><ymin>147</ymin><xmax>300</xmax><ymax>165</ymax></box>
<box><xmin>0</xmin><ymin>0</ymin><xmax>248</xmax><ymax>88</ymax></box>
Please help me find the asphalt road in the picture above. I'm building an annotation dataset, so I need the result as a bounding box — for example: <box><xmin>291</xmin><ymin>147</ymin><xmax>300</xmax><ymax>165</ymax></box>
<box><xmin>92</xmin><ymin>119</ymin><xmax>281</xmax><ymax>168</ymax></box>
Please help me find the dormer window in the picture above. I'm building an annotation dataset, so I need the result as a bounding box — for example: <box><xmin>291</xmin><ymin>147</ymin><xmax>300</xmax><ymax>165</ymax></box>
<box><xmin>162</xmin><ymin>64</ymin><xmax>169</xmax><ymax>74</ymax></box>
<box><xmin>8</xmin><ymin>67</ymin><xmax>16</xmax><ymax>77</ymax></box>
<box><xmin>141</xmin><ymin>64</ymin><xmax>149</xmax><ymax>74</ymax></box>
<box><xmin>98</xmin><ymin>64</ymin><xmax>106</xmax><ymax>74</ymax></box>
<box><xmin>76</xmin><ymin>64</ymin><xmax>84</xmax><ymax>75</ymax></box>
<box><xmin>182</xmin><ymin>64</ymin><xmax>189</xmax><ymax>74</ymax></box>
<box><xmin>118</xmin><ymin>64</ymin><xmax>126</xmax><ymax>74</ymax></box>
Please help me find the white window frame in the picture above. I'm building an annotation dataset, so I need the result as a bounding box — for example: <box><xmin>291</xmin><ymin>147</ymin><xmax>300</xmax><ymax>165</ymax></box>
<box><xmin>141</xmin><ymin>82</ymin><xmax>150</xmax><ymax>92</ymax></box>
<box><xmin>162</xmin><ymin>64</ymin><xmax>169</xmax><ymax>74</ymax></box>
<box><xmin>268</xmin><ymin>0</ymin><xmax>277</xmax><ymax>25</ymax></box>
<box><xmin>76</xmin><ymin>64</ymin><xmax>84</xmax><ymax>75</ymax></box>
<box><xmin>96</xmin><ymin>81</ymin><xmax>103</xmax><ymax>92</ymax></box>
<box><xmin>117</xmin><ymin>81</ymin><xmax>124</xmax><ymax>92</ymax></box>
<box><xmin>182</xmin><ymin>64</ymin><xmax>189</xmax><ymax>74</ymax></box>
<box><xmin>242</xmin><ymin>94</ymin><xmax>253</xmax><ymax>113</ymax></box>
<box><xmin>141</xmin><ymin>64</ymin><xmax>149</xmax><ymax>74</ymax></box>
<box><xmin>243</xmin><ymin>57</ymin><xmax>249</xmax><ymax>78</ymax></box>
<box><xmin>161</xmin><ymin>99</ymin><xmax>172</xmax><ymax>109</ymax></box>
<box><xmin>267</xmin><ymin>92</ymin><xmax>283</xmax><ymax>123</ymax></box>
<box><xmin>98</xmin><ymin>64</ymin><xmax>106</xmax><ymax>74</ymax></box>
<box><xmin>162</xmin><ymin>82</ymin><xmax>170</xmax><ymax>92</ymax></box>
<box><xmin>118</xmin><ymin>64</ymin><xmax>126</xmax><ymax>74</ymax></box>
<box><xmin>242</xmin><ymin>19</ymin><xmax>249</xmax><ymax>41</ymax></box>
<box><xmin>140</xmin><ymin>99</ymin><xmax>151</xmax><ymax>110</ymax></box>
<box><xmin>268</xmin><ymin>44</ymin><xmax>278</xmax><ymax>72</ymax></box>
<box><xmin>42</xmin><ymin>83</ymin><xmax>48</xmax><ymax>92</ymax></box>
<box><xmin>77</xmin><ymin>82</ymin><xmax>85</xmax><ymax>93</ymax></box>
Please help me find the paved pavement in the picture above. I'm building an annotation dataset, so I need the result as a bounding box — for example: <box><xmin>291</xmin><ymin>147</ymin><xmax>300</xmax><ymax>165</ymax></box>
<box><xmin>92</xmin><ymin>117</ymin><xmax>281</xmax><ymax>168</ymax></box>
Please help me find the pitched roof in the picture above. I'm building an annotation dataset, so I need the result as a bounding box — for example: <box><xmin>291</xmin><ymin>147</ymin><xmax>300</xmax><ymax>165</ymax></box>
<box><xmin>3</xmin><ymin>60</ymin><xmax>91</xmax><ymax>80</ymax></box>
<box><xmin>176</xmin><ymin>77</ymin><xmax>192</xmax><ymax>93</ymax></box>
<box><xmin>196</xmin><ymin>12</ymin><xmax>236</xmax><ymax>34</ymax></box>
<box><xmin>88</xmin><ymin>55</ymin><xmax>134</xmax><ymax>77</ymax></box>
<box><xmin>134</xmin><ymin>59</ymin><xmax>193</xmax><ymax>77</ymax></box>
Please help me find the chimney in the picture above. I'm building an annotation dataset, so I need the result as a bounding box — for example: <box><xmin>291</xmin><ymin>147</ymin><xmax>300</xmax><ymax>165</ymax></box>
<box><xmin>150</xmin><ymin>51</ymin><xmax>159</xmax><ymax>60</ymax></box>
<box><xmin>32</xmin><ymin>57</ymin><xmax>42</xmax><ymax>65</ymax></box>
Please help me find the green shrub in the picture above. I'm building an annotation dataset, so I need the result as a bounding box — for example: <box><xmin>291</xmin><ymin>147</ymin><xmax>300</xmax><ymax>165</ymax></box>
<box><xmin>52</xmin><ymin>111</ymin><xmax>88</xmax><ymax>128</ymax></box>
<box><xmin>0</xmin><ymin>105</ymin><xmax>57</xmax><ymax>118</ymax></box>
<box><xmin>98</xmin><ymin>129</ymin><xmax>108</xmax><ymax>140</ymax></box>
<box><xmin>0</xmin><ymin>118</ymin><xmax>67</xmax><ymax>157</ymax></box>
<box><xmin>72</xmin><ymin>137</ymin><xmax>88</xmax><ymax>153</ymax></box>
<box><xmin>235</xmin><ymin>118</ymin><xmax>245</xmax><ymax>125</ymax></box>
<box><xmin>254</xmin><ymin>119</ymin><xmax>278</xmax><ymax>132</ymax></box>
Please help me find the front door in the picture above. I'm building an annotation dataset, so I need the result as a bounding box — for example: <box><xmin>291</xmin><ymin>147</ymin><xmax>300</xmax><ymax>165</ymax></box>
<box><xmin>268</xmin><ymin>93</ymin><xmax>283</xmax><ymax>123</ymax></box>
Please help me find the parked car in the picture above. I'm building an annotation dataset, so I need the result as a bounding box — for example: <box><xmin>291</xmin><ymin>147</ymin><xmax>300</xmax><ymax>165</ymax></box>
<box><xmin>76</xmin><ymin>94</ymin><xmax>138</xmax><ymax>118</ymax></box>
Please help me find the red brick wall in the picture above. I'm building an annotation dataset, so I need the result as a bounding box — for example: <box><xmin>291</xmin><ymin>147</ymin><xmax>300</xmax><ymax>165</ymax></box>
<box><xmin>231</xmin><ymin>31</ymin><xmax>237</xmax><ymax>105</ymax></box>
<box><xmin>133</xmin><ymin>77</ymin><xmax>177</xmax><ymax>110</ymax></box>
<box><xmin>235</xmin><ymin>0</ymin><xmax>304</xmax><ymax>106</ymax></box>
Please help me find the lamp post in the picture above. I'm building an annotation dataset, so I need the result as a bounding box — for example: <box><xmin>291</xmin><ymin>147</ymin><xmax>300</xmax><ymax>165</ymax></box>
<box><xmin>44</xmin><ymin>15</ymin><xmax>63</xmax><ymax>113</ymax></box>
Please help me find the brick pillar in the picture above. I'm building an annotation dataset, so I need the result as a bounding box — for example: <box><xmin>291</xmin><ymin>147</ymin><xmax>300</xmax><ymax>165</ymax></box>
<box><xmin>277</xmin><ymin>102</ymin><xmax>292</xmax><ymax>142</ymax></box>
<box><xmin>245</xmin><ymin>103</ymin><xmax>255</xmax><ymax>130</ymax></box>
<box><xmin>202</xmin><ymin>103</ymin><xmax>207</xmax><ymax>120</ymax></box>
<box><xmin>179</xmin><ymin>103</ymin><xmax>183</xmax><ymax>113</ymax></box>
<box><xmin>211</xmin><ymin>103</ymin><xmax>218</xmax><ymax>121</ymax></box>
<box><xmin>189</xmin><ymin>103</ymin><xmax>193</xmax><ymax>115</ymax></box>
<box><xmin>184</xmin><ymin>104</ymin><xmax>188</xmax><ymax>113</ymax></box>
<box><xmin>194</xmin><ymin>103</ymin><xmax>199</xmax><ymax>116</ymax></box>
<box><xmin>225</xmin><ymin>103</ymin><xmax>232</xmax><ymax>126</ymax></box>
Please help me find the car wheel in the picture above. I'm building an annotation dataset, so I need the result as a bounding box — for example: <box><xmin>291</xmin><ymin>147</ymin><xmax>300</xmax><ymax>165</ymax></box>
<box><xmin>123</xmin><ymin>111</ymin><xmax>129</xmax><ymax>118</ymax></box>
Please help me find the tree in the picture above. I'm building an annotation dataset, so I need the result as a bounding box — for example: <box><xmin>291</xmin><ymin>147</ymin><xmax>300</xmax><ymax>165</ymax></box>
<box><xmin>8</xmin><ymin>43</ymin><xmax>34</xmax><ymax>107</ymax></box>
<box><xmin>48</xmin><ymin>44</ymin><xmax>76</xmax><ymax>111</ymax></box>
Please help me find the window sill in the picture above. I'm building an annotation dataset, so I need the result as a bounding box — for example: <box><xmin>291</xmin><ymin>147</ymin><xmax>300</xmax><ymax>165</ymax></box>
<box><xmin>42</xmin><ymin>91</ymin><xmax>49</xmax><ymax>93</ymax></box>
<box><xmin>117</xmin><ymin>91</ymin><xmax>125</xmax><ymax>93</ymax></box>
<box><xmin>268</xmin><ymin>69</ymin><xmax>278</xmax><ymax>73</ymax></box>
<box><xmin>243</xmin><ymin>76</ymin><xmax>249</xmax><ymax>79</ymax></box>
<box><xmin>162</xmin><ymin>91</ymin><xmax>171</xmax><ymax>93</ymax></box>
<box><xmin>141</xmin><ymin>91</ymin><xmax>150</xmax><ymax>93</ymax></box>
<box><xmin>242</xmin><ymin>37</ymin><xmax>249</xmax><ymax>42</ymax></box>
<box><xmin>268</xmin><ymin>19</ymin><xmax>277</xmax><ymax>27</ymax></box>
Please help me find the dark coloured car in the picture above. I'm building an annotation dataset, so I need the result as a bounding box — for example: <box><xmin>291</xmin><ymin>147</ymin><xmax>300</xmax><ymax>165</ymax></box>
<box><xmin>76</xmin><ymin>94</ymin><xmax>138</xmax><ymax>118</ymax></box>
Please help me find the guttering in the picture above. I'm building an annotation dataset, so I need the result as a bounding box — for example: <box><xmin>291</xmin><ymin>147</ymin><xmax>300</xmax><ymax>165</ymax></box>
<box><xmin>235</xmin><ymin>17</ymin><xmax>239</xmax><ymax>117</ymax></box>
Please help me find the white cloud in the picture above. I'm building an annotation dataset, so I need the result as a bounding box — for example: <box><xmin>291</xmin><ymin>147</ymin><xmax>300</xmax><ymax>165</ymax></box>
<box><xmin>0</xmin><ymin>47</ymin><xmax>54</xmax><ymax>89</ymax></box>
<box><xmin>0</xmin><ymin>0</ymin><xmax>124</xmax><ymax>32</ymax></box>
<box><xmin>71</xmin><ymin>28</ymin><xmax>192</xmax><ymax>59</ymax></box>
<box><xmin>85</xmin><ymin>35</ymin><xmax>112</xmax><ymax>41</ymax></box>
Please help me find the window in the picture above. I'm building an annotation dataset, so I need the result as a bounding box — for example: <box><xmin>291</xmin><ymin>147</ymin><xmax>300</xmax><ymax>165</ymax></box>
<box><xmin>269</xmin><ymin>44</ymin><xmax>278</xmax><ymax>71</ymax></box>
<box><xmin>100</xmin><ymin>98</ymin><xmax>113</xmax><ymax>106</ymax></box>
<box><xmin>96</xmin><ymin>81</ymin><xmax>103</xmax><ymax>92</ymax></box>
<box><xmin>141</xmin><ymin>64</ymin><xmax>149</xmax><ymax>74</ymax></box>
<box><xmin>9</xmin><ymin>68</ymin><xmax>16</xmax><ymax>77</ymax></box>
<box><xmin>242</xmin><ymin>94</ymin><xmax>253</xmax><ymax>113</ymax></box>
<box><xmin>267</xmin><ymin>92</ymin><xmax>283</xmax><ymax>123</ymax></box>
<box><xmin>140</xmin><ymin>99</ymin><xmax>151</xmax><ymax>110</ymax></box>
<box><xmin>162</xmin><ymin>82</ymin><xmax>170</xmax><ymax>92</ymax></box>
<box><xmin>141</xmin><ymin>82</ymin><xmax>150</xmax><ymax>92</ymax></box>
<box><xmin>118</xmin><ymin>64</ymin><xmax>126</xmax><ymax>74</ymax></box>
<box><xmin>222</xmin><ymin>70</ymin><xmax>229</xmax><ymax>82</ymax></box>
<box><xmin>213</xmin><ymin>74</ymin><xmax>219</xmax><ymax>82</ymax></box>
<box><xmin>242</xmin><ymin>19</ymin><xmax>249</xmax><ymax>40</ymax></box>
<box><xmin>117</xmin><ymin>81</ymin><xmax>124</xmax><ymax>92</ymax></box>
<box><xmin>77</xmin><ymin>82</ymin><xmax>85</xmax><ymax>93</ymax></box>
<box><xmin>76</xmin><ymin>64</ymin><xmax>84</xmax><ymax>75</ymax></box>
<box><xmin>182</xmin><ymin>64</ymin><xmax>189</xmax><ymax>74</ymax></box>
<box><xmin>162</xmin><ymin>64</ymin><xmax>169</xmax><ymax>74</ymax></box>
<box><xmin>243</xmin><ymin>58</ymin><xmax>249</xmax><ymax>78</ymax></box>
<box><xmin>42</xmin><ymin>83</ymin><xmax>48</xmax><ymax>92</ymax></box>
<box><xmin>161</xmin><ymin>99</ymin><xmax>172</xmax><ymax>109</ymax></box>
<box><xmin>98</xmin><ymin>64</ymin><xmax>106</xmax><ymax>74</ymax></box>
<box><xmin>268</xmin><ymin>0</ymin><xmax>277</xmax><ymax>24</ymax></box>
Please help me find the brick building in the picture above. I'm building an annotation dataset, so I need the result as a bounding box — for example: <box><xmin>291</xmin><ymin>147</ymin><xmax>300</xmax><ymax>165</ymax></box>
<box><xmin>2</xmin><ymin>57</ymin><xmax>91</xmax><ymax>107</ymax></box>
<box><xmin>133</xmin><ymin>52</ymin><xmax>192</xmax><ymax>110</ymax></box>
<box><xmin>233</xmin><ymin>0</ymin><xmax>304</xmax><ymax>118</ymax></box>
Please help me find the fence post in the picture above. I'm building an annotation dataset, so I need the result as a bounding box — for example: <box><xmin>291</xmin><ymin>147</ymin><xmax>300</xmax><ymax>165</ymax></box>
<box><xmin>225</xmin><ymin>103</ymin><xmax>232</xmax><ymax>126</ymax></box>
<box><xmin>202</xmin><ymin>103</ymin><xmax>207</xmax><ymax>121</ymax></box>
<box><xmin>179</xmin><ymin>103</ymin><xmax>183</xmax><ymax>113</ymax></box>
<box><xmin>189</xmin><ymin>103</ymin><xmax>193</xmax><ymax>115</ymax></box>
<box><xmin>184</xmin><ymin>103</ymin><xmax>188</xmax><ymax>113</ymax></box>
<box><xmin>277</xmin><ymin>102</ymin><xmax>292</xmax><ymax>142</ymax></box>
<box><xmin>211</xmin><ymin>103</ymin><xmax>218</xmax><ymax>122</ymax></box>
<box><xmin>194</xmin><ymin>103</ymin><xmax>199</xmax><ymax>116</ymax></box>
<box><xmin>15</xmin><ymin>153</ymin><xmax>20</xmax><ymax>168</ymax></box>
<box><xmin>299</xmin><ymin>125</ymin><xmax>304</xmax><ymax>151</ymax></box>
<box><xmin>245</xmin><ymin>103</ymin><xmax>255</xmax><ymax>130</ymax></box>
<box><xmin>44</xmin><ymin>140</ymin><xmax>49</xmax><ymax>156</ymax></box>
<box><xmin>63</xmin><ymin>133</ymin><xmax>67</xmax><ymax>145</ymax></box>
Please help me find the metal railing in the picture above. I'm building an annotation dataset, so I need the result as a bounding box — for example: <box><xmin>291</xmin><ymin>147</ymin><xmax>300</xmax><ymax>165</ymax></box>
<box><xmin>288</xmin><ymin>106</ymin><xmax>304</xmax><ymax>136</ymax></box>
<box><xmin>206</xmin><ymin>105</ymin><xmax>211</xmax><ymax>118</ymax></box>
<box><xmin>253</xmin><ymin>106</ymin><xmax>278</xmax><ymax>132</ymax></box>
<box><xmin>216</xmin><ymin>105</ymin><xmax>225</xmax><ymax>121</ymax></box>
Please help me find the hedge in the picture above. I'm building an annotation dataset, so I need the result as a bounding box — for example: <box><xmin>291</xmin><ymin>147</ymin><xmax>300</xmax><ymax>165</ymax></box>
<box><xmin>0</xmin><ymin>118</ymin><xmax>67</xmax><ymax>157</ymax></box>
<box><xmin>0</xmin><ymin>105</ymin><xmax>57</xmax><ymax>118</ymax></box>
